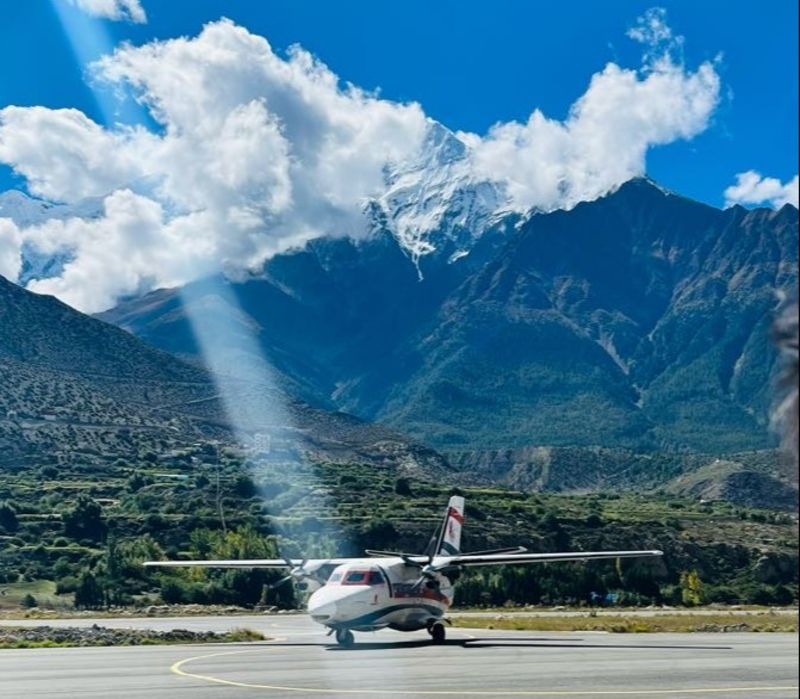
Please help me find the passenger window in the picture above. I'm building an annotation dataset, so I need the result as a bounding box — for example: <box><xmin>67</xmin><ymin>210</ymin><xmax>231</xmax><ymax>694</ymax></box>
<box><xmin>344</xmin><ymin>571</ymin><xmax>367</xmax><ymax>584</ymax></box>
<box><xmin>367</xmin><ymin>571</ymin><xmax>384</xmax><ymax>585</ymax></box>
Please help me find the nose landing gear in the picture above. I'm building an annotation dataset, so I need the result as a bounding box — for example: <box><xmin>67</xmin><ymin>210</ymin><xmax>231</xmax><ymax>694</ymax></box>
<box><xmin>334</xmin><ymin>628</ymin><xmax>354</xmax><ymax>647</ymax></box>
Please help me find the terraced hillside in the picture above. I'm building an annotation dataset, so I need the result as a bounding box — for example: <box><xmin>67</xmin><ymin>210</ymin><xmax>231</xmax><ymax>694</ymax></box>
<box><xmin>0</xmin><ymin>451</ymin><xmax>796</xmax><ymax>611</ymax></box>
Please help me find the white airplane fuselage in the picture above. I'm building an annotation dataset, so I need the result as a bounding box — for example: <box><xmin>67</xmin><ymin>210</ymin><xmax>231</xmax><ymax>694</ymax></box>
<box><xmin>307</xmin><ymin>558</ymin><xmax>453</xmax><ymax>632</ymax></box>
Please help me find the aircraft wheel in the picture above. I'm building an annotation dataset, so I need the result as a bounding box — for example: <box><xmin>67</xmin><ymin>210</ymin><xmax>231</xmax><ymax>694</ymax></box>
<box><xmin>430</xmin><ymin>622</ymin><xmax>445</xmax><ymax>644</ymax></box>
<box><xmin>335</xmin><ymin>629</ymin><xmax>354</xmax><ymax>647</ymax></box>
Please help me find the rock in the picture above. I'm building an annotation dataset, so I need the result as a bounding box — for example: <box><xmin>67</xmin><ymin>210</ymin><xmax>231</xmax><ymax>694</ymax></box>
<box><xmin>0</xmin><ymin>624</ymin><xmax>260</xmax><ymax>647</ymax></box>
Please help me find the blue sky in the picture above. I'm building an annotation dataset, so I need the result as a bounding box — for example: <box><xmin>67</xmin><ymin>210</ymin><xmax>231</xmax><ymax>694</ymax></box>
<box><xmin>0</xmin><ymin>0</ymin><xmax>796</xmax><ymax>207</ymax></box>
<box><xmin>0</xmin><ymin>1</ymin><xmax>797</xmax><ymax>312</ymax></box>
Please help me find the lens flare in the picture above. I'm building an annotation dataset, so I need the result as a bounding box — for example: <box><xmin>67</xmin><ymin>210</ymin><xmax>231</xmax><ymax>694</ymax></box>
<box><xmin>49</xmin><ymin>0</ymin><xmax>356</xmax><ymax>579</ymax></box>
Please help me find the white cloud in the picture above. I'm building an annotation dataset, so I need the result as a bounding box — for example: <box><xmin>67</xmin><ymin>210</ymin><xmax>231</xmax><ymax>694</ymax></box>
<box><xmin>626</xmin><ymin>7</ymin><xmax>685</xmax><ymax>67</ymax></box>
<box><xmin>0</xmin><ymin>106</ymin><xmax>149</xmax><ymax>202</ymax></box>
<box><xmin>0</xmin><ymin>15</ymin><xmax>721</xmax><ymax>312</ymax></box>
<box><xmin>467</xmin><ymin>28</ymin><xmax>719</xmax><ymax>212</ymax></box>
<box><xmin>13</xmin><ymin>190</ymin><xmax>218</xmax><ymax>311</ymax></box>
<box><xmin>724</xmin><ymin>171</ymin><xmax>799</xmax><ymax>209</ymax></box>
<box><xmin>65</xmin><ymin>0</ymin><xmax>147</xmax><ymax>23</ymax></box>
<box><xmin>0</xmin><ymin>20</ymin><xmax>427</xmax><ymax>311</ymax></box>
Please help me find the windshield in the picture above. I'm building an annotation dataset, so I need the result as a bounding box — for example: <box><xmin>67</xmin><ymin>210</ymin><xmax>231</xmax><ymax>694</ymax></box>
<box><xmin>328</xmin><ymin>568</ymin><xmax>384</xmax><ymax>586</ymax></box>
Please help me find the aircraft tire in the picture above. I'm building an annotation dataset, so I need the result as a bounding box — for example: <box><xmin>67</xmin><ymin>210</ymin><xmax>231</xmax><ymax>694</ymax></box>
<box><xmin>335</xmin><ymin>629</ymin><xmax>354</xmax><ymax>647</ymax></box>
<box><xmin>430</xmin><ymin>622</ymin><xmax>445</xmax><ymax>644</ymax></box>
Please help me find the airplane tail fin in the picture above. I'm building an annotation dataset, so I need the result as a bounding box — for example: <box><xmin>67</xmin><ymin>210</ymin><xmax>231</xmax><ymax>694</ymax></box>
<box><xmin>435</xmin><ymin>495</ymin><xmax>465</xmax><ymax>556</ymax></box>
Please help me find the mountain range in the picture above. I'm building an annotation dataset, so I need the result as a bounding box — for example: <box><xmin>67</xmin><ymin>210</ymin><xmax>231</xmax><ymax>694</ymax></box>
<box><xmin>1</xmin><ymin>119</ymin><xmax>797</xmax><ymax>506</ymax></box>
<box><xmin>96</xmin><ymin>178</ymin><xmax>798</xmax><ymax>458</ymax></box>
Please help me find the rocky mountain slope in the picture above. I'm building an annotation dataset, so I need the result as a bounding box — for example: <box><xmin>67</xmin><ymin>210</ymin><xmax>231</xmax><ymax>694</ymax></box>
<box><xmin>0</xmin><ymin>274</ymin><xmax>448</xmax><ymax>475</ymax></box>
<box><xmin>99</xmin><ymin>179</ymin><xmax>798</xmax><ymax>457</ymax></box>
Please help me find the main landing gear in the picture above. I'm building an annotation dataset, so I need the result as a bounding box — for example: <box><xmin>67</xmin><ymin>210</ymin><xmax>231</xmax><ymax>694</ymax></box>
<box><xmin>335</xmin><ymin>628</ymin><xmax>354</xmax><ymax>647</ymax></box>
<box><xmin>427</xmin><ymin>622</ymin><xmax>446</xmax><ymax>644</ymax></box>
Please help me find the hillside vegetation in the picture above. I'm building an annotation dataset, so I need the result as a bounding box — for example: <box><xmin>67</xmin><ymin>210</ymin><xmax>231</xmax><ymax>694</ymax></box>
<box><xmin>1</xmin><ymin>448</ymin><xmax>796</xmax><ymax>612</ymax></box>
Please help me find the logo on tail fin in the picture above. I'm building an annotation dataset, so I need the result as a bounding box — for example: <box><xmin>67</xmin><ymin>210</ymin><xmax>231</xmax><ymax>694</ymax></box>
<box><xmin>437</xmin><ymin>495</ymin><xmax>465</xmax><ymax>556</ymax></box>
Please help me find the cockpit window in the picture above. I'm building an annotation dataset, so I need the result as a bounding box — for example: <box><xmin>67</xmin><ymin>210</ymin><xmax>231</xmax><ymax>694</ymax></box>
<box><xmin>337</xmin><ymin>568</ymin><xmax>385</xmax><ymax>585</ymax></box>
<box><xmin>328</xmin><ymin>572</ymin><xmax>343</xmax><ymax>583</ymax></box>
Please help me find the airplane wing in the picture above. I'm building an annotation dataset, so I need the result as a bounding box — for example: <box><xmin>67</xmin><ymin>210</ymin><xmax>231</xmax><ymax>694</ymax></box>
<box><xmin>435</xmin><ymin>549</ymin><xmax>663</xmax><ymax>568</ymax></box>
<box><xmin>142</xmin><ymin>558</ymin><xmax>353</xmax><ymax>569</ymax></box>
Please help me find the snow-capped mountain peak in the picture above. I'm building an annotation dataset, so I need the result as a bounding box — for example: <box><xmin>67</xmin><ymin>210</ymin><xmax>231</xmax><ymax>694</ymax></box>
<box><xmin>374</xmin><ymin>121</ymin><xmax>508</xmax><ymax>263</ymax></box>
<box><xmin>0</xmin><ymin>190</ymin><xmax>104</xmax><ymax>284</ymax></box>
<box><xmin>0</xmin><ymin>190</ymin><xmax>103</xmax><ymax>227</ymax></box>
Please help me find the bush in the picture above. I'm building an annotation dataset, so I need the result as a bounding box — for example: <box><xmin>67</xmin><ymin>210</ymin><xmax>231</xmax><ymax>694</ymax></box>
<box><xmin>21</xmin><ymin>593</ymin><xmax>38</xmax><ymax>608</ymax></box>
<box><xmin>705</xmin><ymin>585</ymin><xmax>739</xmax><ymax>604</ymax></box>
<box><xmin>63</xmin><ymin>495</ymin><xmax>106</xmax><ymax>541</ymax></box>
<box><xmin>234</xmin><ymin>475</ymin><xmax>257</xmax><ymax>498</ymax></box>
<box><xmin>127</xmin><ymin>472</ymin><xmax>146</xmax><ymax>492</ymax></box>
<box><xmin>74</xmin><ymin>571</ymin><xmax>104</xmax><ymax>609</ymax></box>
<box><xmin>0</xmin><ymin>501</ymin><xmax>19</xmax><ymax>533</ymax></box>
<box><xmin>465</xmin><ymin>504</ymin><xmax>486</xmax><ymax>521</ymax></box>
<box><xmin>394</xmin><ymin>478</ymin><xmax>413</xmax><ymax>496</ymax></box>
<box><xmin>159</xmin><ymin>578</ymin><xmax>187</xmax><ymax>604</ymax></box>
<box><xmin>585</xmin><ymin>513</ymin><xmax>603</xmax><ymax>528</ymax></box>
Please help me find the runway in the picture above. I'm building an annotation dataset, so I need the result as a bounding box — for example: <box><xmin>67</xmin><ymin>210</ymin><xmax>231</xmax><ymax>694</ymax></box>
<box><xmin>0</xmin><ymin>615</ymin><xmax>797</xmax><ymax>698</ymax></box>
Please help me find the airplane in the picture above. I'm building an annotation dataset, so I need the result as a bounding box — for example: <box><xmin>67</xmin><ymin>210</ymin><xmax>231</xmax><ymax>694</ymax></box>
<box><xmin>144</xmin><ymin>495</ymin><xmax>663</xmax><ymax>647</ymax></box>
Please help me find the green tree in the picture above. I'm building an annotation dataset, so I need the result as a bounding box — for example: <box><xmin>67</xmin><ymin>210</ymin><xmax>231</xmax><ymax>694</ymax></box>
<box><xmin>127</xmin><ymin>471</ymin><xmax>146</xmax><ymax>492</ymax></box>
<box><xmin>183</xmin><ymin>526</ymin><xmax>293</xmax><ymax>608</ymax></box>
<box><xmin>234</xmin><ymin>475</ymin><xmax>257</xmax><ymax>498</ymax></box>
<box><xmin>159</xmin><ymin>578</ymin><xmax>187</xmax><ymax>604</ymax></box>
<box><xmin>679</xmin><ymin>570</ymin><xmax>705</xmax><ymax>607</ymax></box>
<box><xmin>63</xmin><ymin>495</ymin><xmax>106</xmax><ymax>541</ymax></box>
<box><xmin>0</xmin><ymin>501</ymin><xmax>18</xmax><ymax>533</ymax></box>
<box><xmin>20</xmin><ymin>593</ymin><xmax>37</xmax><ymax>608</ymax></box>
<box><xmin>394</xmin><ymin>478</ymin><xmax>413</xmax><ymax>496</ymax></box>
<box><xmin>74</xmin><ymin>571</ymin><xmax>104</xmax><ymax>609</ymax></box>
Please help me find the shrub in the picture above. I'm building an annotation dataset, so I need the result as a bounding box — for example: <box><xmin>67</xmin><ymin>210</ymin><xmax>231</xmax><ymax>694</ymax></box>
<box><xmin>586</xmin><ymin>513</ymin><xmax>603</xmax><ymax>528</ymax></box>
<box><xmin>56</xmin><ymin>576</ymin><xmax>79</xmax><ymax>594</ymax></box>
<box><xmin>159</xmin><ymin>578</ymin><xmax>187</xmax><ymax>604</ymax></box>
<box><xmin>394</xmin><ymin>478</ymin><xmax>413</xmax><ymax>496</ymax></box>
<box><xmin>234</xmin><ymin>475</ymin><xmax>257</xmax><ymax>498</ymax></box>
<box><xmin>74</xmin><ymin>571</ymin><xmax>104</xmax><ymax>609</ymax></box>
<box><xmin>63</xmin><ymin>495</ymin><xmax>106</xmax><ymax>541</ymax></box>
<box><xmin>0</xmin><ymin>501</ymin><xmax>19</xmax><ymax>533</ymax></box>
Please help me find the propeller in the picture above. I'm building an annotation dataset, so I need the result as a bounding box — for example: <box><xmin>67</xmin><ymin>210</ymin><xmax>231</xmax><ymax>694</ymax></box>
<box><xmin>408</xmin><ymin>558</ymin><xmax>444</xmax><ymax>593</ymax></box>
<box><xmin>268</xmin><ymin>557</ymin><xmax>313</xmax><ymax>590</ymax></box>
<box><xmin>401</xmin><ymin>553</ymin><xmax>430</xmax><ymax>569</ymax></box>
<box><xmin>403</xmin><ymin>546</ymin><xmax>528</xmax><ymax>591</ymax></box>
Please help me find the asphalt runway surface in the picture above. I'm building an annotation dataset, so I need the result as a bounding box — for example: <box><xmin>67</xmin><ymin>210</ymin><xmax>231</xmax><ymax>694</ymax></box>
<box><xmin>0</xmin><ymin>614</ymin><xmax>797</xmax><ymax>698</ymax></box>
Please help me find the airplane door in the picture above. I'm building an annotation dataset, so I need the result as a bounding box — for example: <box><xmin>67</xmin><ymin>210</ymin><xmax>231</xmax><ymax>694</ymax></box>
<box><xmin>371</xmin><ymin>568</ymin><xmax>391</xmax><ymax>605</ymax></box>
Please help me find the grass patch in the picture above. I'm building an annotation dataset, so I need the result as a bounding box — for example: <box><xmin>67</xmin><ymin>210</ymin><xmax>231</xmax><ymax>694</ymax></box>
<box><xmin>451</xmin><ymin>612</ymin><xmax>799</xmax><ymax>633</ymax></box>
<box><xmin>0</xmin><ymin>581</ymin><xmax>63</xmax><ymax>611</ymax></box>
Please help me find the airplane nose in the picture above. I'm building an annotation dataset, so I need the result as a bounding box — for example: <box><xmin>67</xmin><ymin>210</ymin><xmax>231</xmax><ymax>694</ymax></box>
<box><xmin>308</xmin><ymin>591</ymin><xmax>338</xmax><ymax>623</ymax></box>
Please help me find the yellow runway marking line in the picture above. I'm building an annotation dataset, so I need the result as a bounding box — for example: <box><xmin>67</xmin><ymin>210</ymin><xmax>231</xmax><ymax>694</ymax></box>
<box><xmin>170</xmin><ymin>645</ymin><xmax>798</xmax><ymax>696</ymax></box>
